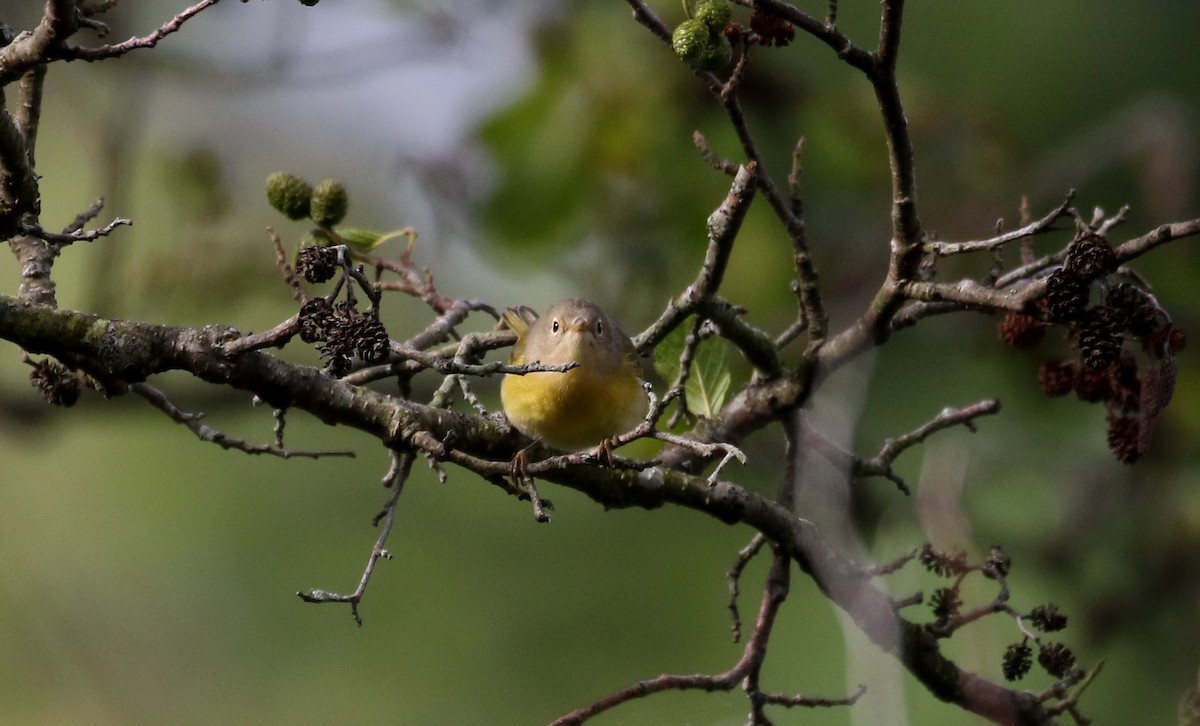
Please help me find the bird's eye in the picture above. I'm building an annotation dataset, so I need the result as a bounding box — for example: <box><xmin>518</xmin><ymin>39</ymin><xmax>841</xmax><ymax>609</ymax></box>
<box><xmin>551</xmin><ymin>319</ymin><xmax>560</xmax><ymax>334</ymax></box>
<box><xmin>595</xmin><ymin>320</ymin><xmax>604</xmax><ymax>336</ymax></box>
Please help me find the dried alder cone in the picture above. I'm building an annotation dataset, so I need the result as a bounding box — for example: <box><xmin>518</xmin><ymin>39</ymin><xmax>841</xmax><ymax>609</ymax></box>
<box><xmin>27</xmin><ymin>358</ymin><xmax>81</xmax><ymax>407</ymax></box>
<box><xmin>998</xmin><ymin>229</ymin><xmax>1186</xmax><ymax>463</ymax></box>
<box><xmin>266</xmin><ymin>175</ymin><xmax>391</xmax><ymax>376</ymax></box>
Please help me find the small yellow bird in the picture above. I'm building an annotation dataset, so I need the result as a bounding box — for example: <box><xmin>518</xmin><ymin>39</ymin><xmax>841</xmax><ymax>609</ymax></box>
<box><xmin>500</xmin><ymin>298</ymin><xmax>648</xmax><ymax>452</ymax></box>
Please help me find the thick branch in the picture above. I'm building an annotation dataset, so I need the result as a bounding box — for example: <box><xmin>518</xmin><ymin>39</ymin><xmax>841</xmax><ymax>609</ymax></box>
<box><xmin>0</xmin><ymin>0</ymin><xmax>77</xmax><ymax>86</ymax></box>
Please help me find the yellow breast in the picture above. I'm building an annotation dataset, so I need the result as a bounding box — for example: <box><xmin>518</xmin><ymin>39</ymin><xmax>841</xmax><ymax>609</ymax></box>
<box><xmin>501</xmin><ymin>361</ymin><xmax>646</xmax><ymax>451</ymax></box>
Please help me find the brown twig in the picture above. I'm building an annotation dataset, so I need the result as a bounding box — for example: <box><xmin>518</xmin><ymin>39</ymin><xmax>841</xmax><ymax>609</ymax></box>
<box><xmin>132</xmin><ymin>382</ymin><xmax>355</xmax><ymax>459</ymax></box>
<box><xmin>727</xmin><ymin>532</ymin><xmax>767</xmax><ymax>642</ymax></box>
<box><xmin>923</xmin><ymin>192</ymin><xmax>1076</xmax><ymax>257</ymax></box>
<box><xmin>636</xmin><ymin>163</ymin><xmax>759</xmax><ymax>351</ymax></box>
<box><xmin>855</xmin><ymin>399</ymin><xmax>1001</xmax><ymax>493</ymax></box>
<box><xmin>19</xmin><ymin>216</ymin><xmax>132</xmax><ymax>245</ymax></box>
<box><xmin>65</xmin><ymin>0</ymin><xmax>226</xmax><ymax>62</ymax></box>
<box><xmin>551</xmin><ymin>546</ymin><xmax>863</xmax><ymax>725</ymax></box>
<box><xmin>297</xmin><ymin>450</ymin><xmax>411</xmax><ymax>625</ymax></box>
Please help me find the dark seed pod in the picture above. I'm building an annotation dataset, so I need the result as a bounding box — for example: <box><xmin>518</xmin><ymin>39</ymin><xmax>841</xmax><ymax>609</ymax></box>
<box><xmin>749</xmin><ymin>8</ymin><xmax>795</xmax><ymax>47</ymax></box>
<box><xmin>1073</xmin><ymin>365</ymin><xmax>1112</xmax><ymax>402</ymax></box>
<box><xmin>1037</xmin><ymin>642</ymin><xmax>1076</xmax><ymax>678</ymax></box>
<box><xmin>1043</xmin><ymin>268</ymin><xmax>1089</xmax><ymax>323</ymax></box>
<box><xmin>1105</xmin><ymin>283</ymin><xmax>1158</xmax><ymax>336</ymax></box>
<box><xmin>1065</xmin><ymin>232</ymin><xmax>1116</xmax><ymax>280</ymax></box>
<box><xmin>1002</xmin><ymin>642</ymin><xmax>1033</xmax><ymax>682</ymax></box>
<box><xmin>1078</xmin><ymin>306</ymin><xmax>1122</xmax><ymax>363</ymax></box>
<box><xmin>1029</xmin><ymin>604</ymin><xmax>1068</xmax><ymax>632</ymax></box>
<box><xmin>1077</xmin><ymin>305</ymin><xmax>1123</xmax><ymax>370</ymax></box>
<box><xmin>295</xmin><ymin>245</ymin><xmax>339</xmax><ymax>284</ymax></box>
<box><xmin>29</xmin><ymin>359</ymin><xmax>81</xmax><ymax>407</ymax></box>
<box><xmin>351</xmin><ymin>313</ymin><xmax>391</xmax><ymax>363</ymax></box>
<box><xmin>298</xmin><ymin>297</ymin><xmax>335</xmax><ymax>343</ymax></box>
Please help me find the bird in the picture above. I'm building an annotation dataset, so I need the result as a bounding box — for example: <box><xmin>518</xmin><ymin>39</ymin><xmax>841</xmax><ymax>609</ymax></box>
<box><xmin>500</xmin><ymin>298</ymin><xmax>648</xmax><ymax>452</ymax></box>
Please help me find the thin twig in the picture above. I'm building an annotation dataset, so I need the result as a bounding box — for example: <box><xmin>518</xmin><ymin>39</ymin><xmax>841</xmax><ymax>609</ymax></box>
<box><xmin>855</xmin><ymin>399</ymin><xmax>1000</xmax><ymax>492</ymax></box>
<box><xmin>297</xmin><ymin>450</ymin><xmax>412</xmax><ymax>625</ymax></box>
<box><xmin>389</xmin><ymin>348</ymin><xmax>580</xmax><ymax>378</ymax></box>
<box><xmin>550</xmin><ymin>547</ymin><xmax>860</xmax><ymax>725</ymax></box>
<box><xmin>692</xmin><ymin>130</ymin><xmax>739</xmax><ymax>176</ymax></box>
<box><xmin>801</xmin><ymin>400</ymin><xmax>999</xmax><ymax>495</ymax></box>
<box><xmin>61</xmin><ymin>198</ymin><xmax>107</xmax><ymax>235</ymax></box>
<box><xmin>131</xmin><ymin>383</ymin><xmax>355</xmax><ymax>459</ymax></box>
<box><xmin>923</xmin><ymin>192</ymin><xmax>1075</xmax><ymax>257</ymax></box>
<box><xmin>20</xmin><ymin>216</ymin><xmax>131</xmax><ymax>245</ymax></box>
<box><xmin>636</xmin><ymin>163</ymin><xmax>759</xmax><ymax>351</ymax></box>
<box><xmin>726</xmin><ymin>533</ymin><xmax>767</xmax><ymax>641</ymax></box>
<box><xmin>66</xmin><ymin>0</ymin><xmax>225</xmax><ymax>61</ymax></box>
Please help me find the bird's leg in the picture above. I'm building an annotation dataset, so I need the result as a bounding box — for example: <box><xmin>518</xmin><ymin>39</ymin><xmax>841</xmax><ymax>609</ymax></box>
<box><xmin>509</xmin><ymin>443</ymin><xmax>551</xmax><ymax>523</ymax></box>
<box><xmin>590</xmin><ymin>436</ymin><xmax>618</xmax><ymax>467</ymax></box>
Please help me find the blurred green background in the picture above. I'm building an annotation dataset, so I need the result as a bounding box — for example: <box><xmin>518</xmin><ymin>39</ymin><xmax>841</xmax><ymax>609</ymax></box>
<box><xmin>1</xmin><ymin>1</ymin><xmax>1198</xmax><ymax>724</ymax></box>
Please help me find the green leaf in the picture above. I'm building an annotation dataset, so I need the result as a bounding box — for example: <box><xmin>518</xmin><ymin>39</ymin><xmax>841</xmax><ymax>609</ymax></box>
<box><xmin>652</xmin><ymin>322</ymin><xmax>731</xmax><ymax>419</ymax></box>
<box><xmin>337</xmin><ymin>228</ymin><xmax>412</xmax><ymax>253</ymax></box>
<box><xmin>653</xmin><ymin>323</ymin><xmax>686</xmax><ymax>383</ymax></box>
<box><xmin>687</xmin><ymin>336</ymin><xmax>730</xmax><ymax>419</ymax></box>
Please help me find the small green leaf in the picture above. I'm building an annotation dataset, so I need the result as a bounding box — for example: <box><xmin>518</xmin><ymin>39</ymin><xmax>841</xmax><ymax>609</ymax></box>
<box><xmin>687</xmin><ymin>336</ymin><xmax>730</xmax><ymax>418</ymax></box>
<box><xmin>336</xmin><ymin>228</ymin><xmax>412</xmax><ymax>253</ymax></box>
<box><xmin>653</xmin><ymin>323</ymin><xmax>686</xmax><ymax>383</ymax></box>
<box><xmin>652</xmin><ymin>321</ymin><xmax>731</xmax><ymax>419</ymax></box>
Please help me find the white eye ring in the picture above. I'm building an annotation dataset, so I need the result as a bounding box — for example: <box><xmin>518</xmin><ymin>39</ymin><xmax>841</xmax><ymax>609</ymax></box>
<box><xmin>551</xmin><ymin>319</ymin><xmax>560</xmax><ymax>334</ymax></box>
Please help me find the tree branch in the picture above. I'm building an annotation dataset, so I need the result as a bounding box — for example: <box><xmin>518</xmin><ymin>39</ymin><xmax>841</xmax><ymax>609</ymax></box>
<box><xmin>0</xmin><ymin>293</ymin><xmax>1061</xmax><ymax>723</ymax></box>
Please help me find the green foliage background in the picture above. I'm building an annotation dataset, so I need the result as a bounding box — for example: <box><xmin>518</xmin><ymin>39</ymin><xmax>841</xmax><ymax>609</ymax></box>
<box><xmin>1</xmin><ymin>1</ymin><xmax>1198</xmax><ymax>724</ymax></box>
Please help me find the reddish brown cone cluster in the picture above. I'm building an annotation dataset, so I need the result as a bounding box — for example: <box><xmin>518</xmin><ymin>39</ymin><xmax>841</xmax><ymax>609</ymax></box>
<box><xmin>999</xmin><ymin>230</ymin><xmax>1186</xmax><ymax>463</ymax></box>
<box><xmin>749</xmin><ymin>8</ymin><xmax>795</xmax><ymax>47</ymax></box>
<box><xmin>28</xmin><ymin>358</ymin><xmax>81</xmax><ymax>407</ymax></box>
<box><xmin>298</xmin><ymin>299</ymin><xmax>390</xmax><ymax>375</ymax></box>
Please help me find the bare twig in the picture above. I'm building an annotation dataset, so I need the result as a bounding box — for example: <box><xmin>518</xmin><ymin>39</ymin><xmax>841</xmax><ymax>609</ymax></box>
<box><xmin>297</xmin><ymin>450</ymin><xmax>411</xmax><ymax>625</ymax></box>
<box><xmin>66</xmin><ymin>0</ymin><xmax>225</xmax><ymax>61</ymax></box>
<box><xmin>726</xmin><ymin>533</ymin><xmax>767</xmax><ymax>641</ymax></box>
<box><xmin>622</xmin><ymin>0</ymin><xmax>673</xmax><ymax>45</ymax></box>
<box><xmin>132</xmin><ymin>383</ymin><xmax>355</xmax><ymax>459</ymax></box>
<box><xmin>802</xmin><ymin>400</ymin><xmax>999</xmax><ymax>495</ymax></box>
<box><xmin>365</xmin><ymin>230</ymin><xmax>459</xmax><ymax>314</ymax></box>
<box><xmin>636</xmin><ymin>163</ymin><xmax>759</xmax><ymax>351</ymax></box>
<box><xmin>389</xmin><ymin>348</ymin><xmax>579</xmax><ymax>378</ymax></box>
<box><xmin>923</xmin><ymin>193</ymin><xmax>1075</xmax><ymax>257</ymax></box>
<box><xmin>666</xmin><ymin>315</ymin><xmax>706</xmax><ymax>427</ymax></box>
<box><xmin>20</xmin><ymin>216</ymin><xmax>131</xmax><ymax>245</ymax></box>
<box><xmin>855</xmin><ymin>399</ymin><xmax>1000</xmax><ymax>493</ymax></box>
<box><xmin>219</xmin><ymin>316</ymin><xmax>300</xmax><ymax>357</ymax></box>
<box><xmin>652</xmin><ymin>430</ymin><xmax>746</xmax><ymax>485</ymax></box>
<box><xmin>62</xmin><ymin>198</ymin><xmax>107</xmax><ymax>235</ymax></box>
<box><xmin>701</xmin><ymin>297</ymin><xmax>782</xmax><ymax>375</ymax></box>
<box><xmin>267</xmin><ymin>227</ymin><xmax>306</xmax><ymax>302</ymax></box>
<box><xmin>869</xmin><ymin>546</ymin><xmax>920</xmax><ymax>576</ymax></box>
<box><xmin>692</xmin><ymin>130</ymin><xmax>739</xmax><ymax>176</ymax></box>
<box><xmin>551</xmin><ymin>546</ymin><xmax>861</xmax><ymax>725</ymax></box>
<box><xmin>1114</xmin><ymin>217</ymin><xmax>1200</xmax><ymax>262</ymax></box>
<box><xmin>401</xmin><ymin>297</ymin><xmax>497</xmax><ymax>351</ymax></box>
<box><xmin>898</xmin><ymin>277</ymin><xmax>1044</xmax><ymax>313</ymax></box>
